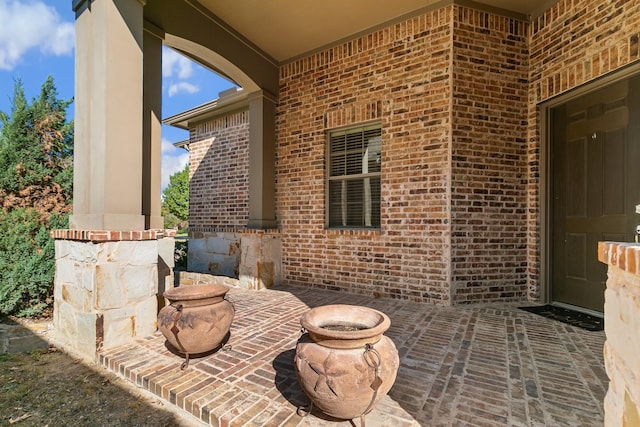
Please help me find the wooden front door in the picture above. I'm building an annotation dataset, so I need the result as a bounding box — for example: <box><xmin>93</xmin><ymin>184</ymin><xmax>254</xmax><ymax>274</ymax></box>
<box><xmin>551</xmin><ymin>75</ymin><xmax>640</xmax><ymax>313</ymax></box>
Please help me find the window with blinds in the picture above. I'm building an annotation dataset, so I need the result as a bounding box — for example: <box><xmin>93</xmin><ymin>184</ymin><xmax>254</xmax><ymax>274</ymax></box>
<box><xmin>327</xmin><ymin>124</ymin><xmax>382</xmax><ymax>228</ymax></box>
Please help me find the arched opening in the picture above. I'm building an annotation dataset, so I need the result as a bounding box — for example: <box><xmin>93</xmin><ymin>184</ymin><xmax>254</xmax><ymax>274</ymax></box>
<box><xmin>160</xmin><ymin>45</ymin><xmax>236</xmax><ymax>194</ymax></box>
<box><xmin>163</xmin><ymin>35</ymin><xmax>259</xmax><ymax>94</ymax></box>
<box><xmin>55</xmin><ymin>0</ymin><xmax>281</xmax><ymax>358</ymax></box>
<box><xmin>143</xmin><ymin>1</ymin><xmax>280</xmax><ymax>230</ymax></box>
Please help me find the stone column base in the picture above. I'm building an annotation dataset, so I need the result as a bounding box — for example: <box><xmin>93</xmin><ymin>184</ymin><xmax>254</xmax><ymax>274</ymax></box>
<box><xmin>187</xmin><ymin>229</ymin><xmax>281</xmax><ymax>290</ymax></box>
<box><xmin>598</xmin><ymin>242</ymin><xmax>640</xmax><ymax>426</ymax></box>
<box><xmin>51</xmin><ymin>229</ymin><xmax>175</xmax><ymax>360</ymax></box>
<box><xmin>239</xmin><ymin>232</ymin><xmax>281</xmax><ymax>289</ymax></box>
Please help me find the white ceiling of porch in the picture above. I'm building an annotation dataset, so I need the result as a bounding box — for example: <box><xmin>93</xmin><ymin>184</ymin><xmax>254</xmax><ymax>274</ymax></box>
<box><xmin>199</xmin><ymin>0</ymin><xmax>557</xmax><ymax>63</ymax></box>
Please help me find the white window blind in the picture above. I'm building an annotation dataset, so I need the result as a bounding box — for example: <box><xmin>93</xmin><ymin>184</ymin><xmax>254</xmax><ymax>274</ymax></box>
<box><xmin>328</xmin><ymin>124</ymin><xmax>381</xmax><ymax>228</ymax></box>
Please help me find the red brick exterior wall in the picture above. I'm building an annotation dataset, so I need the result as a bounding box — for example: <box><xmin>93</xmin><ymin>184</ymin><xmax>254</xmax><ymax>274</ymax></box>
<box><xmin>187</xmin><ymin>0</ymin><xmax>640</xmax><ymax>304</ymax></box>
<box><xmin>278</xmin><ymin>7</ymin><xmax>454</xmax><ymax>303</ymax></box>
<box><xmin>188</xmin><ymin>111</ymin><xmax>250</xmax><ymax>230</ymax></box>
<box><xmin>450</xmin><ymin>8</ymin><xmax>529</xmax><ymax>302</ymax></box>
<box><xmin>529</xmin><ymin>0</ymin><xmax>640</xmax><ymax>103</ymax></box>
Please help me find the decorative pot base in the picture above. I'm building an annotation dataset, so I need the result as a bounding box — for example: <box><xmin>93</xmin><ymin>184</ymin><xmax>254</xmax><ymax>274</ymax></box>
<box><xmin>294</xmin><ymin>304</ymin><xmax>399</xmax><ymax>421</ymax></box>
<box><xmin>158</xmin><ymin>284</ymin><xmax>234</xmax><ymax>367</ymax></box>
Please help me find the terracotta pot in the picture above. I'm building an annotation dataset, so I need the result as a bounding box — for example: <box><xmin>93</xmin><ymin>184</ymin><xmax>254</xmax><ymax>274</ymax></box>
<box><xmin>157</xmin><ymin>284</ymin><xmax>234</xmax><ymax>356</ymax></box>
<box><xmin>294</xmin><ymin>304</ymin><xmax>399</xmax><ymax>421</ymax></box>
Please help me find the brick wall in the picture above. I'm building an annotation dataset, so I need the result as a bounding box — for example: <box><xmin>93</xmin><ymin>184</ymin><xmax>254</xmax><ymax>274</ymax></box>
<box><xmin>188</xmin><ymin>111</ymin><xmax>250</xmax><ymax>230</ymax></box>
<box><xmin>188</xmin><ymin>0</ymin><xmax>640</xmax><ymax>305</ymax></box>
<box><xmin>526</xmin><ymin>0</ymin><xmax>640</xmax><ymax>299</ymax></box>
<box><xmin>277</xmin><ymin>5</ymin><xmax>534</xmax><ymax>303</ymax></box>
<box><xmin>278</xmin><ymin>7</ymin><xmax>454</xmax><ymax>303</ymax></box>
<box><xmin>450</xmin><ymin>8</ymin><xmax>529</xmax><ymax>302</ymax></box>
<box><xmin>529</xmin><ymin>0</ymin><xmax>640</xmax><ymax>103</ymax></box>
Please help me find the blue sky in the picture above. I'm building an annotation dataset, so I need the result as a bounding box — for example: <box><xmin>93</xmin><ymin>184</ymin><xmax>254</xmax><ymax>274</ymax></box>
<box><xmin>0</xmin><ymin>0</ymin><xmax>236</xmax><ymax>191</ymax></box>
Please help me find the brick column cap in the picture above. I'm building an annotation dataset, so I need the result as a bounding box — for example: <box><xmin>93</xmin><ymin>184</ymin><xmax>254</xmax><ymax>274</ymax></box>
<box><xmin>50</xmin><ymin>229</ymin><xmax>176</xmax><ymax>242</ymax></box>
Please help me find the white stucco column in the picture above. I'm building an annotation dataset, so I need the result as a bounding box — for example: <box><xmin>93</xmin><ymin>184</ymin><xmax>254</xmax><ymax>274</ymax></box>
<box><xmin>143</xmin><ymin>25</ymin><xmax>164</xmax><ymax>230</ymax></box>
<box><xmin>70</xmin><ymin>0</ymin><xmax>146</xmax><ymax>231</ymax></box>
<box><xmin>247</xmin><ymin>90</ymin><xmax>277</xmax><ymax>229</ymax></box>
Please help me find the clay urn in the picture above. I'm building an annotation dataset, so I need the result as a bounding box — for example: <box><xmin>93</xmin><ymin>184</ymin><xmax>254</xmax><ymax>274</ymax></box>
<box><xmin>157</xmin><ymin>284</ymin><xmax>234</xmax><ymax>358</ymax></box>
<box><xmin>294</xmin><ymin>304</ymin><xmax>399</xmax><ymax>421</ymax></box>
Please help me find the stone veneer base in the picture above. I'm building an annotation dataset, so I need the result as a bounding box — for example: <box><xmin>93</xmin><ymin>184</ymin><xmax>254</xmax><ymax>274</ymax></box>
<box><xmin>598</xmin><ymin>242</ymin><xmax>640</xmax><ymax>426</ymax></box>
<box><xmin>52</xmin><ymin>229</ymin><xmax>175</xmax><ymax>361</ymax></box>
<box><xmin>187</xmin><ymin>228</ymin><xmax>281</xmax><ymax>290</ymax></box>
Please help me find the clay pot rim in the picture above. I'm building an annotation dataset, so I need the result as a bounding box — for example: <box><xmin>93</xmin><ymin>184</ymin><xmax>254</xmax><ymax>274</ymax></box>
<box><xmin>301</xmin><ymin>304</ymin><xmax>391</xmax><ymax>342</ymax></box>
<box><xmin>163</xmin><ymin>283</ymin><xmax>229</xmax><ymax>301</ymax></box>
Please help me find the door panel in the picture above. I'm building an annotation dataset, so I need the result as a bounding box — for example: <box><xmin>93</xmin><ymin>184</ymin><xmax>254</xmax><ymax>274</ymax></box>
<box><xmin>551</xmin><ymin>76</ymin><xmax>640</xmax><ymax>313</ymax></box>
<box><xmin>603</xmin><ymin>128</ymin><xmax>625</xmax><ymax>215</ymax></box>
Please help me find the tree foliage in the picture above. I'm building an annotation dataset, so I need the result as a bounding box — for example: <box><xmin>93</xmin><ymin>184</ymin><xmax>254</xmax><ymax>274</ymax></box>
<box><xmin>162</xmin><ymin>164</ymin><xmax>189</xmax><ymax>229</ymax></box>
<box><xmin>0</xmin><ymin>76</ymin><xmax>73</xmax><ymax>214</ymax></box>
<box><xmin>0</xmin><ymin>77</ymin><xmax>73</xmax><ymax>316</ymax></box>
<box><xmin>0</xmin><ymin>210</ymin><xmax>68</xmax><ymax>316</ymax></box>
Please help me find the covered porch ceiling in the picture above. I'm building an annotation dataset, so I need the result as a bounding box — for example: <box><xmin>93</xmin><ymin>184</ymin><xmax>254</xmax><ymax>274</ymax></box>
<box><xmin>198</xmin><ymin>0</ymin><xmax>556</xmax><ymax>63</ymax></box>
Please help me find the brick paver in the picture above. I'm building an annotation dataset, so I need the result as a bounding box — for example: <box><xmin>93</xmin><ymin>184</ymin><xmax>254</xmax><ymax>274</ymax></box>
<box><xmin>99</xmin><ymin>285</ymin><xmax>606</xmax><ymax>426</ymax></box>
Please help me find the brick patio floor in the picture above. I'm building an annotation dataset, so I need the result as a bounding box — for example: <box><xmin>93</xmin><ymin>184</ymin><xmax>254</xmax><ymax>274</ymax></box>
<box><xmin>99</xmin><ymin>284</ymin><xmax>607</xmax><ymax>426</ymax></box>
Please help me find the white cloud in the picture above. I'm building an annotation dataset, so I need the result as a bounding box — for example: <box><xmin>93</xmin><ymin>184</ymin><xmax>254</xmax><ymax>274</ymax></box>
<box><xmin>162</xmin><ymin>47</ymin><xmax>193</xmax><ymax>79</ymax></box>
<box><xmin>0</xmin><ymin>1</ymin><xmax>74</xmax><ymax>70</ymax></box>
<box><xmin>161</xmin><ymin>138</ymin><xmax>189</xmax><ymax>191</ymax></box>
<box><xmin>162</xmin><ymin>137</ymin><xmax>182</xmax><ymax>155</ymax></box>
<box><xmin>168</xmin><ymin>81</ymin><xmax>199</xmax><ymax>97</ymax></box>
<box><xmin>162</xmin><ymin>47</ymin><xmax>201</xmax><ymax>99</ymax></box>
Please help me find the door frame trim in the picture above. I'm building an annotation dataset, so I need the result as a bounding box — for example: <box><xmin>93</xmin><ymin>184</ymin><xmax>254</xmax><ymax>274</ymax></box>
<box><xmin>539</xmin><ymin>61</ymin><xmax>640</xmax><ymax>305</ymax></box>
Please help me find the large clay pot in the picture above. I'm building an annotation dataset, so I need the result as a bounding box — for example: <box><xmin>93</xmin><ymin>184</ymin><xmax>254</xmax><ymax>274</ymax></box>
<box><xmin>294</xmin><ymin>304</ymin><xmax>399</xmax><ymax>421</ymax></box>
<box><xmin>158</xmin><ymin>284</ymin><xmax>234</xmax><ymax>357</ymax></box>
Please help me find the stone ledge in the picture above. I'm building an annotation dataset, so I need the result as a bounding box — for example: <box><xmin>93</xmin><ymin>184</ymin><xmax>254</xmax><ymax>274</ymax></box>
<box><xmin>50</xmin><ymin>229</ymin><xmax>177</xmax><ymax>242</ymax></box>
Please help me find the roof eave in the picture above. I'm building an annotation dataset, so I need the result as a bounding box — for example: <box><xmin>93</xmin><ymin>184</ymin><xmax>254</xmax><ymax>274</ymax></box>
<box><xmin>163</xmin><ymin>88</ymin><xmax>248</xmax><ymax>129</ymax></box>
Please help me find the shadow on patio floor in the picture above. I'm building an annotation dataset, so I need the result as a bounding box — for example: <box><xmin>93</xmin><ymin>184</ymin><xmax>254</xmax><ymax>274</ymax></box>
<box><xmin>98</xmin><ymin>284</ymin><xmax>607</xmax><ymax>426</ymax></box>
<box><xmin>0</xmin><ymin>320</ymin><xmax>198</xmax><ymax>426</ymax></box>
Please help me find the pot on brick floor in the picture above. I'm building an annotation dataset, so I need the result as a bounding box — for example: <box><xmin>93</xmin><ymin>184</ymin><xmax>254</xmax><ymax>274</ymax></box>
<box><xmin>294</xmin><ymin>304</ymin><xmax>399</xmax><ymax>422</ymax></box>
<box><xmin>157</xmin><ymin>284</ymin><xmax>234</xmax><ymax>366</ymax></box>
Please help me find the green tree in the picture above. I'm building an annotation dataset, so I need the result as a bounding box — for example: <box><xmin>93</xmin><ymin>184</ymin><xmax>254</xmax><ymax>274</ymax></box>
<box><xmin>0</xmin><ymin>76</ymin><xmax>73</xmax><ymax>211</ymax></box>
<box><xmin>0</xmin><ymin>77</ymin><xmax>73</xmax><ymax>316</ymax></box>
<box><xmin>162</xmin><ymin>164</ymin><xmax>189</xmax><ymax>229</ymax></box>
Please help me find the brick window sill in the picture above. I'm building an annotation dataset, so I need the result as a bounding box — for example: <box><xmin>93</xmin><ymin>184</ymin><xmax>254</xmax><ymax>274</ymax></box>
<box><xmin>324</xmin><ymin>228</ymin><xmax>381</xmax><ymax>237</ymax></box>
